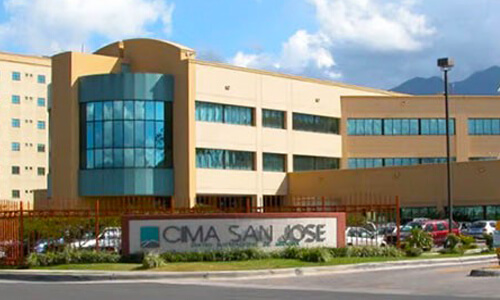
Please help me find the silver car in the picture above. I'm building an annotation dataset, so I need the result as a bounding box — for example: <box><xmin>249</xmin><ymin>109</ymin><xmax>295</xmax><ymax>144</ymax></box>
<box><xmin>465</xmin><ymin>220</ymin><xmax>497</xmax><ymax>239</ymax></box>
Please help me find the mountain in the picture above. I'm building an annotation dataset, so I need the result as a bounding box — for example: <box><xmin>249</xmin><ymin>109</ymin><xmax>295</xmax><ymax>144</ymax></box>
<box><xmin>391</xmin><ymin>66</ymin><xmax>500</xmax><ymax>95</ymax></box>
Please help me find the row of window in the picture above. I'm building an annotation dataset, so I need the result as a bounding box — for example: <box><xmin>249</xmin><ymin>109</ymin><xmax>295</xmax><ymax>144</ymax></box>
<box><xmin>81</xmin><ymin>100</ymin><xmax>172</xmax><ymax>170</ymax></box>
<box><xmin>347</xmin><ymin>118</ymin><xmax>456</xmax><ymax>136</ymax></box>
<box><xmin>401</xmin><ymin>206</ymin><xmax>500</xmax><ymax>222</ymax></box>
<box><xmin>196</xmin><ymin>148</ymin><xmax>339</xmax><ymax>172</ymax></box>
<box><xmin>11</xmin><ymin>166</ymin><xmax>45</xmax><ymax>175</ymax></box>
<box><xmin>195</xmin><ymin>101</ymin><xmax>340</xmax><ymax>134</ymax></box>
<box><xmin>11</xmin><ymin>143</ymin><xmax>46</xmax><ymax>152</ymax></box>
<box><xmin>11</xmin><ymin>72</ymin><xmax>46</xmax><ymax>84</ymax></box>
<box><xmin>11</xmin><ymin>119</ymin><xmax>46</xmax><ymax>129</ymax></box>
<box><xmin>11</xmin><ymin>189</ymin><xmax>39</xmax><ymax>199</ymax></box>
<box><xmin>349</xmin><ymin>118</ymin><xmax>500</xmax><ymax>136</ymax></box>
<box><xmin>11</xmin><ymin>95</ymin><xmax>46</xmax><ymax>106</ymax></box>
<box><xmin>469</xmin><ymin>119</ymin><xmax>500</xmax><ymax>135</ymax></box>
<box><xmin>348</xmin><ymin>157</ymin><xmax>456</xmax><ymax>169</ymax></box>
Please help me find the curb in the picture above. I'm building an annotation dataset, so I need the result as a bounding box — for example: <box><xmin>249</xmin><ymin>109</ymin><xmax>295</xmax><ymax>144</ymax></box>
<box><xmin>469</xmin><ymin>268</ymin><xmax>500</xmax><ymax>277</ymax></box>
<box><xmin>0</xmin><ymin>255</ymin><xmax>496</xmax><ymax>282</ymax></box>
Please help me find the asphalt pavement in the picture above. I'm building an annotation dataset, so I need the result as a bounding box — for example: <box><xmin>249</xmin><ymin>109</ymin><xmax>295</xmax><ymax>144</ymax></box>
<box><xmin>0</xmin><ymin>262</ymin><xmax>498</xmax><ymax>300</ymax></box>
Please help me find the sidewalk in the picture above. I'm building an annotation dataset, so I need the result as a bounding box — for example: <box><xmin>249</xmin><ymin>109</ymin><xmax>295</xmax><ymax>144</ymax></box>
<box><xmin>0</xmin><ymin>255</ymin><xmax>496</xmax><ymax>282</ymax></box>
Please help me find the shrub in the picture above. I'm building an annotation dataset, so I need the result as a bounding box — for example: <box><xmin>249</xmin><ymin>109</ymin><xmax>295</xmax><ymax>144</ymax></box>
<box><xmin>460</xmin><ymin>235</ymin><xmax>475</xmax><ymax>248</ymax></box>
<box><xmin>444</xmin><ymin>234</ymin><xmax>461</xmax><ymax>250</ymax></box>
<box><xmin>405</xmin><ymin>247</ymin><xmax>423</xmax><ymax>257</ymax></box>
<box><xmin>142</xmin><ymin>253</ymin><xmax>165</xmax><ymax>269</ymax></box>
<box><xmin>483</xmin><ymin>233</ymin><xmax>494</xmax><ymax>251</ymax></box>
<box><xmin>26</xmin><ymin>250</ymin><xmax>120</xmax><ymax>267</ymax></box>
<box><xmin>344</xmin><ymin>246</ymin><xmax>403</xmax><ymax>258</ymax></box>
<box><xmin>281</xmin><ymin>247</ymin><xmax>302</xmax><ymax>259</ymax></box>
<box><xmin>405</xmin><ymin>229</ymin><xmax>433</xmax><ymax>251</ymax></box>
<box><xmin>299</xmin><ymin>248</ymin><xmax>333</xmax><ymax>263</ymax></box>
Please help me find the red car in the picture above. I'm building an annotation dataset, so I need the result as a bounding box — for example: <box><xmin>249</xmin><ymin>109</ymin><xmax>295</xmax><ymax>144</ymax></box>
<box><xmin>401</xmin><ymin>219</ymin><xmax>460</xmax><ymax>245</ymax></box>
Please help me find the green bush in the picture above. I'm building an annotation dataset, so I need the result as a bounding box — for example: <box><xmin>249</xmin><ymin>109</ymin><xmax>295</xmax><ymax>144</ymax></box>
<box><xmin>160</xmin><ymin>248</ymin><xmax>272</xmax><ymax>263</ymax></box>
<box><xmin>483</xmin><ymin>233</ymin><xmax>494</xmax><ymax>251</ymax></box>
<box><xmin>405</xmin><ymin>247</ymin><xmax>423</xmax><ymax>257</ymax></box>
<box><xmin>444</xmin><ymin>233</ymin><xmax>461</xmax><ymax>250</ymax></box>
<box><xmin>460</xmin><ymin>235</ymin><xmax>475</xmax><ymax>248</ymax></box>
<box><xmin>26</xmin><ymin>250</ymin><xmax>120</xmax><ymax>267</ymax></box>
<box><xmin>142</xmin><ymin>253</ymin><xmax>165</xmax><ymax>269</ymax></box>
<box><xmin>405</xmin><ymin>229</ymin><xmax>433</xmax><ymax>251</ymax></box>
<box><xmin>344</xmin><ymin>246</ymin><xmax>404</xmax><ymax>258</ymax></box>
<box><xmin>120</xmin><ymin>253</ymin><xmax>145</xmax><ymax>264</ymax></box>
<box><xmin>299</xmin><ymin>248</ymin><xmax>333</xmax><ymax>263</ymax></box>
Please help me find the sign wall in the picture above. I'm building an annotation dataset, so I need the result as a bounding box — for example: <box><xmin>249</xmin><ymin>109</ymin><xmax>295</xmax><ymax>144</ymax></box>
<box><xmin>123</xmin><ymin>213</ymin><xmax>346</xmax><ymax>254</ymax></box>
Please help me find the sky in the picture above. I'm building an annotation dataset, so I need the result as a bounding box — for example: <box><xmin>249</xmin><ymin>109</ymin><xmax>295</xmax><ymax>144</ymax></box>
<box><xmin>0</xmin><ymin>0</ymin><xmax>499</xmax><ymax>89</ymax></box>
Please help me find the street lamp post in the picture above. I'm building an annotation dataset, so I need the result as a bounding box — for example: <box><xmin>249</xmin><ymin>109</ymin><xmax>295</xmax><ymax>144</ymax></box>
<box><xmin>437</xmin><ymin>57</ymin><xmax>454</xmax><ymax>233</ymax></box>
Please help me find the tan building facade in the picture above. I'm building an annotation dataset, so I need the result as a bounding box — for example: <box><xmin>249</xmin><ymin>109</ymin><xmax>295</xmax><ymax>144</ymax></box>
<box><xmin>45</xmin><ymin>38</ymin><xmax>500</xmax><ymax>220</ymax></box>
<box><xmin>48</xmin><ymin>38</ymin><xmax>399</xmax><ymax>209</ymax></box>
<box><xmin>0</xmin><ymin>52</ymin><xmax>50</xmax><ymax>205</ymax></box>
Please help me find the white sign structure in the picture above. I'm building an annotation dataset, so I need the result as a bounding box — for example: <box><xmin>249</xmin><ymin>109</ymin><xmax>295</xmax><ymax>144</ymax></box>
<box><xmin>126</xmin><ymin>216</ymin><xmax>341</xmax><ymax>254</ymax></box>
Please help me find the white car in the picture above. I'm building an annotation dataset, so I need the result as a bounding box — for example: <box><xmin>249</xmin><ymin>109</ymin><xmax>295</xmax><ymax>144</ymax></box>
<box><xmin>465</xmin><ymin>221</ymin><xmax>497</xmax><ymax>239</ymax></box>
<box><xmin>346</xmin><ymin>227</ymin><xmax>386</xmax><ymax>247</ymax></box>
<box><xmin>71</xmin><ymin>227</ymin><xmax>121</xmax><ymax>252</ymax></box>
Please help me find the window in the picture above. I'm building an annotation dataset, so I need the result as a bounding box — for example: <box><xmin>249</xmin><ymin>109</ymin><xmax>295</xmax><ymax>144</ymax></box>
<box><xmin>37</xmin><ymin>121</ymin><xmax>46</xmax><ymax>130</ymax></box>
<box><xmin>347</xmin><ymin>119</ymin><xmax>383</xmax><ymax>135</ymax></box>
<box><xmin>11</xmin><ymin>166</ymin><xmax>20</xmax><ymax>175</ymax></box>
<box><xmin>348</xmin><ymin>118</ymin><xmax>454</xmax><ymax>136</ymax></box>
<box><xmin>37</xmin><ymin>75</ymin><xmax>46</xmax><ymax>84</ymax></box>
<box><xmin>12</xmin><ymin>72</ymin><xmax>20</xmax><ymax>81</ymax></box>
<box><xmin>195</xmin><ymin>101</ymin><xmax>254</xmax><ymax>126</ymax></box>
<box><xmin>12</xmin><ymin>190</ymin><xmax>20</xmax><ymax>199</ymax></box>
<box><xmin>12</xmin><ymin>95</ymin><xmax>20</xmax><ymax>104</ymax></box>
<box><xmin>263</xmin><ymin>153</ymin><xmax>286</xmax><ymax>172</ymax></box>
<box><xmin>11</xmin><ymin>142</ymin><xmax>20</xmax><ymax>151</ymax></box>
<box><xmin>81</xmin><ymin>100</ymin><xmax>172</xmax><ymax>170</ymax></box>
<box><xmin>348</xmin><ymin>157</ymin><xmax>456</xmax><ymax>169</ymax></box>
<box><xmin>262</xmin><ymin>109</ymin><xmax>285</xmax><ymax>129</ymax></box>
<box><xmin>37</xmin><ymin>144</ymin><xmax>46</xmax><ymax>153</ymax></box>
<box><xmin>469</xmin><ymin>119</ymin><xmax>500</xmax><ymax>135</ymax></box>
<box><xmin>11</xmin><ymin>118</ymin><xmax>20</xmax><ymax>128</ymax></box>
<box><xmin>196</xmin><ymin>148</ymin><xmax>255</xmax><ymax>170</ymax></box>
<box><xmin>469</xmin><ymin>157</ymin><xmax>498</xmax><ymax>161</ymax></box>
<box><xmin>293</xmin><ymin>155</ymin><xmax>339</xmax><ymax>172</ymax></box>
<box><xmin>293</xmin><ymin>113</ymin><xmax>339</xmax><ymax>134</ymax></box>
<box><xmin>37</xmin><ymin>167</ymin><xmax>45</xmax><ymax>176</ymax></box>
<box><xmin>37</xmin><ymin>98</ymin><xmax>46</xmax><ymax>107</ymax></box>
<box><xmin>436</xmin><ymin>223</ymin><xmax>446</xmax><ymax>231</ymax></box>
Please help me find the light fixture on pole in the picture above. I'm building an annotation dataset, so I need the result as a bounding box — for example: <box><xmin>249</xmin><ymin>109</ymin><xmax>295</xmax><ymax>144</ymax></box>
<box><xmin>437</xmin><ymin>57</ymin><xmax>454</xmax><ymax>233</ymax></box>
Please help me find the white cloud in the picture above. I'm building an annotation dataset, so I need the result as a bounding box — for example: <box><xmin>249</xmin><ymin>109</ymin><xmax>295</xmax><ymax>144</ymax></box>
<box><xmin>0</xmin><ymin>0</ymin><xmax>175</xmax><ymax>54</ymax></box>
<box><xmin>310</xmin><ymin>0</ymin><xmax>435</xmax><ymax>52</ymax></box>
<box><xmin>230</xmin><ymin>30</ymin><xmax>341</xmax><ymax>80</ymax></box>
<box><xmin>228</xmin><ymin>0</ymin><xmax>433</xmax><ymax>81</ymax></box>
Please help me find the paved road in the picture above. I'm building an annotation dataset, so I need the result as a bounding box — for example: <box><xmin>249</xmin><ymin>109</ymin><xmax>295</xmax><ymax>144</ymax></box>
<box><xmin>0</xmin><ymin>262</ymin><xmax>498</xmax><ymax>300</ymax></box>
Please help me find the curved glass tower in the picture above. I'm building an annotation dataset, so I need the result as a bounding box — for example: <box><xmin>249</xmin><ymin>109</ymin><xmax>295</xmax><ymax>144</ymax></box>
<box><xmin>78</xmin><ymin>72</ymin><xmax>174</xmax><ymax>197</ymax></box>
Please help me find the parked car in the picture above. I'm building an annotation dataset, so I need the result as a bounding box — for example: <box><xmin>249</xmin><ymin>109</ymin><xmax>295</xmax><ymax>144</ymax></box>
<box><xmin>34</xmin><ymin>238</ymin><xmax>65</xmax><ymax>253</ymax></box>
<box><xmin>458</xmin><ymin>222</ymin><xmax>472</xmax><ymax>235</ymax></box>
<box><xmin>464</xmin><ymin>220</ymin><xmax>497</xmax><ymax>239</ymax></box>
<box><xmin>400</xmin><ymin>220</ymin><xmax>459</xmax><ymax>245</ymax></box>
<box><xmin>346</xmin><ymin>227</ymin><xmax>386</xmax><ymax>247</ymax></box>
<box><xmin>71</xmin><ymin>227</ymin><xmax>121</xmax><ymax>252</ymax></box>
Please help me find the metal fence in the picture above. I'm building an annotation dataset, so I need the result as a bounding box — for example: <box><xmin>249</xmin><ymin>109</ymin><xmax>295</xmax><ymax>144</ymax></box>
<box><xmin>0</xmin><ymin>196</ymin><xmax>401</xmax><ymax>266</ymax></box>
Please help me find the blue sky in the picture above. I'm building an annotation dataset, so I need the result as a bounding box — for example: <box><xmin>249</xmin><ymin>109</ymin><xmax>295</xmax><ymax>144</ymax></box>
<box><xmin>0</xmin><ymin>0</ymin><xmax>499</xmax><ymax>90</ymax></box>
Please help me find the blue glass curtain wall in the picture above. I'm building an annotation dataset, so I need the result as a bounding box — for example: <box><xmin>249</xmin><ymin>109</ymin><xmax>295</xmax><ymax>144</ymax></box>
<box><xmin>81</xmin><ymin>100</ymin><xmax>172</xmax><ymax>170</ymax></box>
<box><xmin>196</xmin><ymin>148</ymin><xmax>255</xmax><ymax>170</ymax></box>
<box><xmin>293</xmin><ymin>113</ymin><xmax>339</xmax><ymax>134</ymax></box>
<box><xmin>263</xmin><ymin>153</ymin><xmax>286</xmax><ymax>172</ymax></box>
<box><xmin>195</xmin><ymin>101</ymin><xmax>254</xmax><ymax>126</ymax></box>
<box><xmin>468</xmin><ymin>118</ymin><xmax>500</xmax><ymax>135</ymax></box>
<box><xmin>293</xmin><ymin>155</ymin><xmax>339</xmax><ymax>172</ymax></box>
<box><xmin>348</xmin><ymin>157</ymin><xmax>457</xmax><ymax>169</ymax></box>
<box><xmin>347</xmin><ymin>118</ymin><xmax>455</xmax><ymax>136</ymax></box>
<box><xmin>262</xmin><ymin>109</ymin><xmax>285</xmax><ymax>129</ymax></box>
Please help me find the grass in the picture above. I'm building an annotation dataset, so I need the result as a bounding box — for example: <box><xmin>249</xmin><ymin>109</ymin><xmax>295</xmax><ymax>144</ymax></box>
<box><xmin>29</xmin><ymin>252</ymin><xmax>495</xmax><ymax>272</ymax></box>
